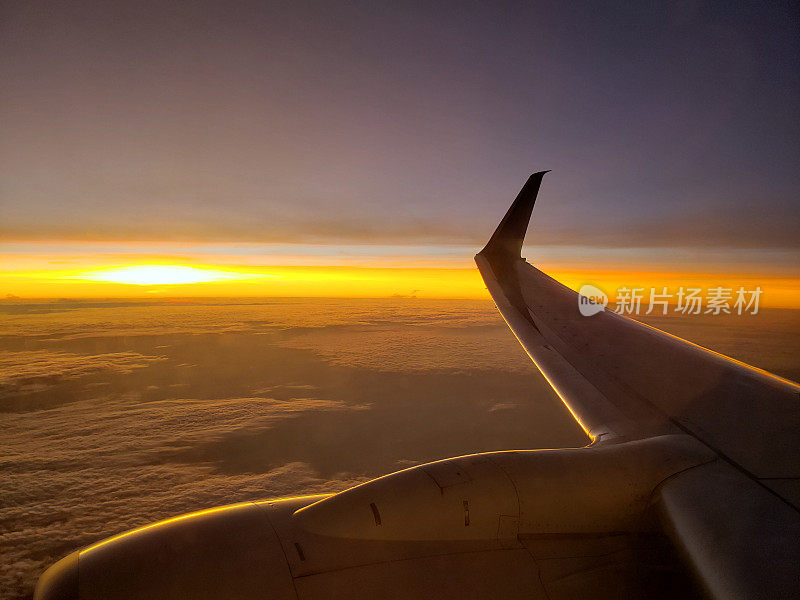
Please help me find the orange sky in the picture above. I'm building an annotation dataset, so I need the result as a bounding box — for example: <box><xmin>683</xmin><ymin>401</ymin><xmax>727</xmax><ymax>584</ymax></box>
<box><xmin>2</xmin><ymin>3</ymin><xmax>798</xmax><ymax>309</ymax></box>
<box><xmin>2</xmin><ymin>244</ymin><xmax>797</xmax><ymax>307</ymax></box>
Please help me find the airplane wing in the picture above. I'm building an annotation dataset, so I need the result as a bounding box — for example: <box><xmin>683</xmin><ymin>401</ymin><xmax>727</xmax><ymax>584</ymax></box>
<box><xmin>35</xmin><ymin>172</ymin><xmax>800</xmax><ymax>600</ymax></box>
<box><xmin>475</xmin><ymin>172</ymin><xmax>800</xmax><ymax>502</ymax></box>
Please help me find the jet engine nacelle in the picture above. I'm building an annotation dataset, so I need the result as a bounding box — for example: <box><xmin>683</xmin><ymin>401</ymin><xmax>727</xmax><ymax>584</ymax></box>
<box><xmin>36</xmin><ymin>435</ymin><xmax>713</xmax><ymax>600</ymax></box>
<box><xmin>292</xmin><ymin>434</ymin><xmax>714</xmax><ymax>544</ymax></box>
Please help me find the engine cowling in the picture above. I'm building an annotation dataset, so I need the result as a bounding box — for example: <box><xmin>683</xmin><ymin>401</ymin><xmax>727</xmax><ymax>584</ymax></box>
<box><xmin>36</xmin><ymin>435</ymin><xmax>713</xmax><ymax>600</ymax></box>
<box><xmin>35</xmin><ymin>502</ymin><xmax>299</xmax><ymax>600</ymax></box>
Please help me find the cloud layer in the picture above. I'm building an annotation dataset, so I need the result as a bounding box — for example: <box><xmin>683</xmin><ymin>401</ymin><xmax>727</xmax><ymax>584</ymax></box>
<box><xmin>0</xmin><ymin>351</ymin><xmax>164</xmax><ymax>398</ymax></box>
<box><xmin>2</xmin><ymin>298</ymin><xmax>797</xmax><ymax>600</ymax></box>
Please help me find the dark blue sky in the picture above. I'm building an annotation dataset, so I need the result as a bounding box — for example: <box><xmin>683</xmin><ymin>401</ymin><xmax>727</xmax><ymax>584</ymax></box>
<box><xmin>1</xmin><ymin>0</ymin><xmax>798</xmax><ymax>249</ymax></box>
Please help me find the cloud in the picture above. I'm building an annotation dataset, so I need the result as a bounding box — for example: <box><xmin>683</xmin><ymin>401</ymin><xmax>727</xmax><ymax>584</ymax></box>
<box><xmin>1</xmin><ymin>395</ymin><xmax>364</xmax><ymax>471</ymax></box>
<box><xmin>0</xmin><ymin>394</ymin><xmax>369</xmax><ymax>600</ymax></box>
<box><xmin>488</xmin><ymin>402</ymin><xmax>519</xmax><ymax>412</ymax></box>
<box><xmin>0</xmin><ymin>461</ymin><xmax>367</xmax><ymax>600</ymax></box>
<box><xmin>275</xmin><ymin>324</ymin><xmax>535</xmax><ymax>373</ymax></box>
<box><xmin>0</xmin><ymin>351</ymin><xmax>165</xmax><ymax>398</ymax></box>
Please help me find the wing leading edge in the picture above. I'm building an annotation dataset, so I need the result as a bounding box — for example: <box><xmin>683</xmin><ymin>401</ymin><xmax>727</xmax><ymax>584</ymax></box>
<box><xmin>475</xmin><ymin>173</ymin><xmax>800</xmax><ymax>502</ymax></box>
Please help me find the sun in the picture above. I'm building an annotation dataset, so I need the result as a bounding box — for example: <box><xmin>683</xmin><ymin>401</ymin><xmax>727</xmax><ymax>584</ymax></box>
<box><xmin>75</xmin><ymin>265</ymin><xmax>264</xmax><ymax>285</ymax></box>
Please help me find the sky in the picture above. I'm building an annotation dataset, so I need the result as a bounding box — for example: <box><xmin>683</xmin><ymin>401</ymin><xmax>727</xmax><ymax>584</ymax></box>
<box><xmin>1</xmin><ymin>1</ymin><xmax>798</xmax><ymax>301</ymax></box>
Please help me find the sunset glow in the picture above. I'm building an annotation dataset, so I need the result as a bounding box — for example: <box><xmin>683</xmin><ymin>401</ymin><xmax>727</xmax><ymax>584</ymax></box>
<box><xmin>1</xmin><ymin>257</ymin><xmax>797</xmax><ymax>307</ymax></box>
<box><xmin>74</xmin><ymin>265</ymin><xmax>268</xmax><ymax>285</ymax></box>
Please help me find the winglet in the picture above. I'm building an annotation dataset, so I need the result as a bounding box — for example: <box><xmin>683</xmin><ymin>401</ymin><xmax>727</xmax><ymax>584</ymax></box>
<box><xmin>479</xmin><ymin>171</ymin><xmax>549</xmax><ymax>263</ymax></box>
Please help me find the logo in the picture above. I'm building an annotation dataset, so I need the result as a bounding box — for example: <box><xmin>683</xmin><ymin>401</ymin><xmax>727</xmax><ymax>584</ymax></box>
<box><xmin>578</xmin><ymin>284</ymin><xmax>608</xmax><ymax>317</ymax></box>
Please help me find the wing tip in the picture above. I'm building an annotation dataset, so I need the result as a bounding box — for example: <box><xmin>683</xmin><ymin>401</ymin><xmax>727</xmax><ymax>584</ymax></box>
<box><xmin>479</xmin><ymin>170</ymin><xmax>550</xmax><ymax>262</ymax></box>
